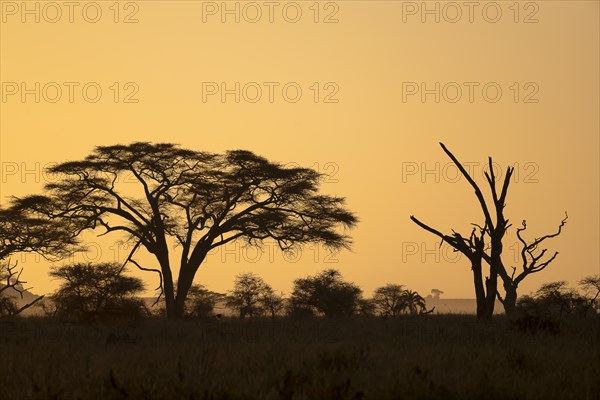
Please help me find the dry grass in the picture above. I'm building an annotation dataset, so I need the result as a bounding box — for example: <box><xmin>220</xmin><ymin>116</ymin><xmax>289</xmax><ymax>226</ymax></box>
<box><xmin>1</xmin><ymin>315</ymin><xmax>598</xmax><ymax>399</ymax></box>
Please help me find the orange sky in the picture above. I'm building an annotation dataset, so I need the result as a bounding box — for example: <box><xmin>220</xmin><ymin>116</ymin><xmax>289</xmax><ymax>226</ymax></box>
<box><xmin>1</xmin><ymin>0</ymin><xmax>598</xmax><ymax>299</ymax></box>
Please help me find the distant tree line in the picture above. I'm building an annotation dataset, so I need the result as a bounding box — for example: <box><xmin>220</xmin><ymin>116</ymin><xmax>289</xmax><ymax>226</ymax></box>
<box><xmin>24</xmin><ymin>265</ymin><xmax>436</xmax><ymax>321</ymax></box>
<box><xmin>517</xmin><ymin>277</ymin><xmax>600</xmax><ymax>318</ymax></box>
<box><xmin>6</xmin><ymin>262</ymin><xmax>595</xmax><ymax>322</ymax></box>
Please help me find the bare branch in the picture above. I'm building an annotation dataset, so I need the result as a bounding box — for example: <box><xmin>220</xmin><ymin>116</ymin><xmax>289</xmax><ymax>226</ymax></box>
<box><xmin>12</xmin><ymin>295</ymin><xmax>45</xmax><ymax>316</ymax></box>
<box><xmin>121</xmin><ymin>241</ymin><xmax>163</xmax><ymax>307</ymax></box>
<box><xmin>513</xmin><ymin>213</ymin><xmax>568</xmax><ymax>285</ymax></box>
<box><xmin>439</xmin><ymin>143</ymin><xmax>494</xmax><ymax>231</ymax></box>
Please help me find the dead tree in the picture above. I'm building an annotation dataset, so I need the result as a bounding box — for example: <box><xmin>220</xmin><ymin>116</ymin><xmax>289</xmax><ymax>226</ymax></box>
<box><xmin>0</xmin><ymin>260</ymin><xmax>44</xmax><ymax>318</ymax></box>
<box><xmin>411</xmin><ymin>218</ymin><xmax>490</xmax><ymax>318</ymax></box>
<box><xmin>411</xmin><ymin>143</ymin><xmax>513</xmax><ymax>319</ymax></box>
<box><xmin>497</xmin><ymin>214</ymin><xmax>568</xmax><ymax>314</ymax></box>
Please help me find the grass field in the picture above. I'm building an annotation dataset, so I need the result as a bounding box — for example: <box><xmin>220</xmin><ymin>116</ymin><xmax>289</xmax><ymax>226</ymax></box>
<box><xmin>1</xmin><ymin>315</ymin><xmax>598</xmax><ymax>400</ymax></box>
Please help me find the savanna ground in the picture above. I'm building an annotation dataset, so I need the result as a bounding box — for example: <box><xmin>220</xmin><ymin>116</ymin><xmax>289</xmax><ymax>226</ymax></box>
<box><xmin>1</xmin><ymin>315</ymin><xmax>598</xmax><ymax>400</ymax></box>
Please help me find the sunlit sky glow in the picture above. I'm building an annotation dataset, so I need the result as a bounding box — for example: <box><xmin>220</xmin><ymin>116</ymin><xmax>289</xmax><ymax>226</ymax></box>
<box><xmin>1</xmin><ymin>1</ymin><xmax>598</xmax><ymax>299</ymax></box>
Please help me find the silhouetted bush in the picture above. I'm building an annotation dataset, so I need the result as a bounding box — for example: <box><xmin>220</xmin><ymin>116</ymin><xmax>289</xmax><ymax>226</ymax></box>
<box><xmin>356</xmin><ymin>298</ymin><xmax>376</xmax><ymax>317</ymax></box>
<box><xmin>371</xmin><ymin>284</ymin><xmax>431</xmax><ymax>316</ymax></box>
<box><xmin>0</xmin><ymin>295</ymin><xmax>18</xmax><ymax>318</ymax></box>
<box><xmin>226</xmin><ymin>272</ymin><xmax>272</xmax><ymax>319</ymax></box>
<box><xmin>288</xmin><ymin>269</ymin><xmax>363</xmax><ymax>318</ymax></box>
<box><xmin>287</xmin><ymin>305</ymin><xmax>315</xmax><ymax>319</ymax></box>
<box><xmin>516</xmin><ymin>280</ymin><xmax>598</xmax><ymax>319</ymax></box>
<box><xmin>260</xmin><ymin>287</ymin><xmax>285</xmax><ymax>319</ymax></box>
<box><xmin>579</xmin><ymin>275</ymin><xmax>600</xmax><ymax>314</ymax></box>
<box><xmin>48</xmin><ymin>262</ymin><xmax>147</xmax><ymax>322</ymax></box>
<box><xmin>186</xmin><ymin>284</ymin><xmax>225</xmax><ymax>318</ymax></box>
<box><xmin>221</xmin><ymin>273</ymin><xmax>285</xmax><ymax>319</ymax></box>
<box><xmin>372</xmin><ymin>284</ymin><xmax>406</xmax><ymax>317</ymax></box>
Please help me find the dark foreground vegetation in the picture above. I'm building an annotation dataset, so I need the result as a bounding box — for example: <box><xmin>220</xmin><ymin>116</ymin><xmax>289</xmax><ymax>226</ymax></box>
<box><xmin>1</xmin><ymin>315</ymin><xmax>598</xmax><ymax>400</ymax></box>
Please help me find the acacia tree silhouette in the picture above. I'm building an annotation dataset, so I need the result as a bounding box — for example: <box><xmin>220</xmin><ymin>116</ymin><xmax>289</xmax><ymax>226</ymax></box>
<box><xmin>19</xmin><ymin>143</ymin><xmax>357</xmax><ymax>319</ymax></box>
<box><xmin>579</xmin><ymin>275</ymin><xmax>600</xmax><ymax>314</ymax></box>
<box><xmin>289</xmin><ymin>269</ymin><xmax>363</xmax><ymax>317</ymax></box>
<box><xmin>226</xmin><ymin>272</ymin><xmax>270</xmax><ymax>319</ymax></box>
<box><xmin>186</xmin><ymin>284</ymin><xmax>225</xmax><ymax>318</ymax></box>
<box><xmin>49</xmin><ymin>262</ymin><xmax>146</xmax><ymax>321</ymax></box>
<box><xmin>0</xmin><ymin>201</ymin><xmax>76</xmax><ymax>261</ymax></box>
<box><xmin>372</xmin><ymin>284</ymin><xmax>406</xmax><ymax>317</ymax></box>
<box><xmin>260</xmin><ymin>286</ymin><xmax>285</xmax><ymax>320</ymax></box>
<box><xmin>411</xmin><ymin>143</ymin><xmax>566</xmax><ymax>318</ymax></box>
<box><xmin>0</xmin><ymin>201</ymin><xmax>77</xmax><ymax>318</ymax></box>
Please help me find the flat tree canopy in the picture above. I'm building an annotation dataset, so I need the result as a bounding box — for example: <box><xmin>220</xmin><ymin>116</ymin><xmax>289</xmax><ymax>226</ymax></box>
<box><xmin>0</xmin><ymin>201</ymin><xmax>77</xmax><ymax>261</ymax></box>
<box><xmin>20</xmin><ymin>143</ymin><xmax>357</xmax><ymax>319</ymax></box>
<box><xmin>0</xmin><ymin>201</ymin><xmax>78</xmax><ymax>318</ymax></box>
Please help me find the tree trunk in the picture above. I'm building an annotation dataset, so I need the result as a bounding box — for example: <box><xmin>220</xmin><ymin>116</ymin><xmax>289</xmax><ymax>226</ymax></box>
<box><xmin>174</xmin><ymin>267</ymin><xmax>194</xmax><ymax>319</ymax></box>
<box><xmin>482</xmin><ymin>269</ymin><xmax>499</xmax><ymax>319</ymax></box>
<box><xmin>483</xmin><ymin>234</ymin><xmax>503</xmax><ymax>319</ymax></box>
<box><xmin>172</xmin><ymin>247</ymin><xmax>209</xmax><ymax>320</ymax></box>
<box><xmin>471</xmin><ymin>236</ymin><xmax>488</xmax><ymax>319</ymax></box>
<box><xmin>502</xmin><ymin>283</ymin><xmax>518</xmax><ymax>315</ymax></box>
<box><xmin>483</xmin><ymin>275</ymin><xmax>497</xmax><ymax>319</ymax></box>
<box><xmin>173</xmin><ymin>263</ymin><xmax>201</xmax><ymax>319</ymax></box>
<box><xmin>157</xmin><ymin>253</ymin><xmax>178</xmax><ymax>320</ymax></box>
<box><xmin>471</xmin><ymin>258</ymin><xmax>487</xmax><ymax>319</ymax></box>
